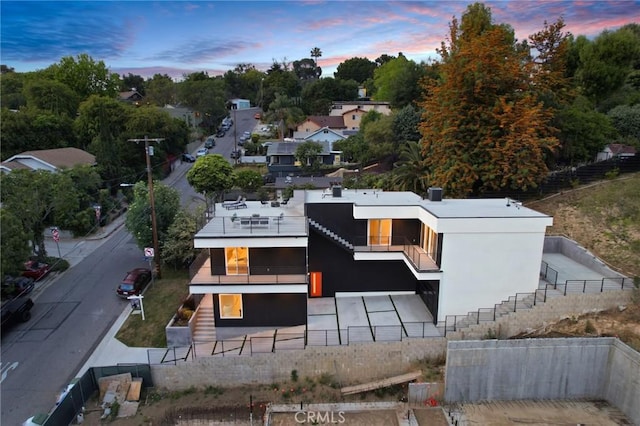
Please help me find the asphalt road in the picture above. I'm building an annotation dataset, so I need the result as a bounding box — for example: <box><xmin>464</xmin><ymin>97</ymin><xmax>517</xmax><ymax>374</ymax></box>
<box><xmin>0</xmin><ymin>106</ymin><xmax>263</xmax><ymax>425</ymax></box>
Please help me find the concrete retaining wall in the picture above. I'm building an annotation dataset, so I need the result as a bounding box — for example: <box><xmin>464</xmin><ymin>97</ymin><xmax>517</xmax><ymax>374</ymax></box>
<box><xmin>603</xmin><ymin>339</ymin><xmax>640</xmax><ymax>424</ymax></box>
<box><xmin>446</xmin><ymin>290</ymin><xmax>631</xmax><ymax>340</ymax></box>
<box><xmin>543</xmin><ymin>236</ymin><xmax>625</xmax><ymax>278</ymax></box>
<box><xmin>151</xmin><ymin>338</ymin><xmax>446</xmax><ymax>389</ymax></box>
<box><xmin>444</xmin><ymin>338</ymin><xmax>640</xmax><ymax>426</ymax></box>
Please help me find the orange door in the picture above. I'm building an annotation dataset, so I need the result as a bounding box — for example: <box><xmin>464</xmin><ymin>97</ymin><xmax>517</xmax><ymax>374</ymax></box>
<box><xmin>310</xmin><ymin>272</ymin><xmax>322</xmax><ymax>297</ymax></box>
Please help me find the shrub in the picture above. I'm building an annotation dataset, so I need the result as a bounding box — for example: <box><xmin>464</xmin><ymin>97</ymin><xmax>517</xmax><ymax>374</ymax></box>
<box><xmin>585</xmin><ymin>320</ymin><xmax>596</xmax><ymax>334</ymax></box>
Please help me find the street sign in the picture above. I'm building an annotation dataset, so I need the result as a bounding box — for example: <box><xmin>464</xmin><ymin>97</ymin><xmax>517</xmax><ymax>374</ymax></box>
<box><xmin>51</xmin><ymin>228</ymin><xmax>60</xmax><ymax>243</ymax></box>
<box><xmin>144</xmin><ymin>247</ymin><xmax>154</xmax><ymax>258</ymax></box>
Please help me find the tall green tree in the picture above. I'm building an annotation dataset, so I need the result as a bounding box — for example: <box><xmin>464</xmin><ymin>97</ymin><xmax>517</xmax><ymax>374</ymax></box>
<box><xmin>46</xmin><ymin>53</ymin><xmax>120</xmax><ymax>99</ymax></box>
<box><xmin>373</xmin><ymin>53</ymin><xmax>425</xmax><ymax>108</ymax></box>
<box><xmin>124</xmin><ymin>181</ymin><xmax>180</xmax><ymax>252</ymax></box>
<box><xmin>186</xmin><ymin>154</ymin><xmax>235</xmax><ymax>214</ymax></box>
<box><xmin>334</xmin><ymin>57</ymin><xmax>377</xmax><ymax>84</ymax></box>
<box><xmin>0</xmin><ymin>169</ymin><xmax>79</xmax><ymax>258</ymax></box>
<box><xmin>419</xmin><ymin>3</ymin><xmax>558</xmax><ymax>196</ymax></box>
<box><xmin>23</xmin><ymin>79</ymin><xmax>79</xmax><ymax>117</ymax></box>
<box><xmin>162</xmin><ymin>208</ymin><xmax>200</xmax><ymax>269</ymax></box>
<box><xmin>310</xmin><ymin>47</ymin><xmax>323</xmax><ymax>68</ymax></box>
<box><xmin>393</xmin><ymin>105</ymin><xmax>421</xmax><ymax>144</ymax></box>
<box><xmin>234</xmin><ymin>169</ymin><xmax>263</xmax><ymax>194</ymax></box>
<box><xmin>608</xmin><ymin>104</ymin><xmax>640</xmax><ymax>144</ymax></box>
<box><xmin>300</xmin><ymin>77</ymin><xmax>358</xmax><ymax>115</ymax></box>
<box><xmin>0</xmin><ymin>209</ymin><xmax>31</xmax><ymax>276</ymax></box>
<box><xmin>295</xmin><ymin>141</ymin><xmax>323</xmax><ymax>171</ymax></box>
<box><xmin>145</xmin><ymin>74</ymin><xmax>177</xmax><ymax>106</ymax></box>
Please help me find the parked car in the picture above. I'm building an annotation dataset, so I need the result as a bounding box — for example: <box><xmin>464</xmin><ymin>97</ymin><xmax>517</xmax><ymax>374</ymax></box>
<box><xmin>22</xmin><ymin>260</ymin><xmax>51</xmax><ymax>281</ymax></box>
<box><xmin>254</xmin><ymin>113</ymin><xmax>261</xmax><ymax>119</ymax></box>
<box><xmin>230</xmin><ymin>149</ymin><xmax>242</xmax><ymax>159</ymax></box>
<box><xmin>204</xmin><ymin>137</ymin><xmax>215</xmax><ymax>148</ymax></box>
<box><xmin>116</xmin><ymin>268</ymin><xmax>151</xmax><ymax>298</ymax></box>
<box><xmin>196</xmin><ymin>148</ymin><xmax>208</xmax><ymax>158</ymax></box>
<box><xmin>181</xmin><ymin>153</ymin><xmax>196</xmax><ymax>163</ymax></box>
<box><xmin>2</xmin><ymin>276</ymin><xmax>35</xmax><ymax>296</ymax></box>
<box><xmin>216</xmin><ymin>129</ymin><xmax>226</xmax><ymax>137</ymax></box>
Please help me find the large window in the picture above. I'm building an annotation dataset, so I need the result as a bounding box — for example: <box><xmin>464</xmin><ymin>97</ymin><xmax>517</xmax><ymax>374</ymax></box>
<box><xmin>368</xmin><ymin>219</ymin><xmax>392</xmax><ymax>245</ymax></box>
<box><xmin>219</xmin><ymin>294</ymin><xmax>243</xmax><ymax>319</ymax></box>
<box><xmin>225</xmin><ymin>247</ymin><xmax>248</xmax><ymax>275</ymax></box>
<box><xmin>421</xmin><ymin>225</ymin><xmax>438</xmax><ymax>259</ymax></box>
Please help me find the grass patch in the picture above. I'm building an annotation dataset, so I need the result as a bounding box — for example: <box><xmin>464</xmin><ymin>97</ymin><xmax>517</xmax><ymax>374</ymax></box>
<box><xmin>115</xmin><ymin>268</ymin><xmax>190</xmax><ymax>347</ymax></box>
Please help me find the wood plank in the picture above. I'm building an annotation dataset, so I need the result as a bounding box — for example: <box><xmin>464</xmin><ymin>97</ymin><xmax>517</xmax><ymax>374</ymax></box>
<box><xmin>341</xmin><ymin>371</ymin><xmax>422</xmax><ymax>395</ymax></box>
<box><xmin>126</xmin><ymin>378</ymin><xmax>143</xmax><ymax>401</ymax></box>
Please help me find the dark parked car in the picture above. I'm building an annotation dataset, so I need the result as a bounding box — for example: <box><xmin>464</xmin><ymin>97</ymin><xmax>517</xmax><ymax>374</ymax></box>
<box><xmin>230</xmin><ymin>149</ymin><xmax>242</xmax><ymax>159</ymax></box>
<box><xmin>22</xmin><ymin>260</ymin><xmax>51</xmax><ymax>281</ymax></box>
<box><xmin>216</xmin><ymin>129</ymin><xmax>226</xmax><ymax>137</ymax></box>
<box><xmin>116</xmin><ymin>268</ymin><xmax>152</xmax><ymax>298</ymax></box>
<box><xmin>182</xmin><ymin>153</ymin><xmax>196</xmax><ymax>163</ymax></box>
<box><xmin>2</xmin><ymin>276</ymin><xmax>35</xmax><ymax>296</ymax></box>
<box><xmin>204</xmin><ymin>137</ymin><xmax>215</xmax><ymax>148</ymax></box>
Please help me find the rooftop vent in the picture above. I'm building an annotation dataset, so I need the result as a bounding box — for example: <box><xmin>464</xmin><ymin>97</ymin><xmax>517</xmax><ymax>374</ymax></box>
<box><xmin>427</xmin><ymin>187</ymin><xmax>443</xmax><ymax>202</ymax></box>
<box><xmin>332</xmin><ymin>185</ymin><xmax>342</xmax><ymax>198</ymax></box>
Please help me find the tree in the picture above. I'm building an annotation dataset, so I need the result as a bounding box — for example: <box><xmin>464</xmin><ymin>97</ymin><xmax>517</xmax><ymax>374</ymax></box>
<box><xmin>419</xmin><ymin>3</ymin><xmax>558</xmax><ymax>196</ymax></box>
<box><xmin>300</xmin><ymin>78</ymin><xmax>358</xmax><ymax>115</ymax></box>
<box><xmin>334</xmin><ymin>57</ymin><xmax>377</xmax><ymax>84</ymax></box>
<box><xmin>363</xmin><ymin>114</ymin><xmax>395</xmax><ymax>160</ymax></box>
<box><xmin>186</xmin><ymin>154</ymin><xmax>235</xmax><ymax>215</ymax></box>
<box><xmin>145</xmin><ymin>74</ymin><xmax>177</xmax><ymax>106</ymax></box>
<box><xmin>234</xmin><ymin>169</ymin><xmax>263</xmax><ymax>194</ymax></box>
<box><xmin>74</xmin><ymin>95</ymin><xmax>132</xmax><ymax>186</ymax></box>
<box><xmin>0</xmin><ymin>209</ymin><xmax>31</xmax><ymax>277</ymax></box>
<box><xmin>161</xmin><ymin>208</ymin><xmax>199</xmax><ymax>269</ymax></box>
<box><xmin>124</xmin><ymin>181</ymin><xmax>180</xmax><ymax>252</ymax></box>
<box><xmin>608</xmin><ymin>104</ymin><xmax>640</xmax><ymax>144</ymax></box>
<box><xmin>391</xmin><ymin>141</ymin><xmax>430</xmax><ymax>194</ymax></box>
<box><xmin>373</xmin><ymin>54</ymin><xmax>425</xmax><ymax>108</ymax></box>
<box><xmin>0</xmin><ymin>169</ymin><xmax>79</xmax><ymax>258</ymax></box>
<box><xmin>295</xmin><ymin>141</ymin><xmax>323</xmax><ymax>171</ymax></box>
<box><xmin>293</xmin><ymin>58</ymin><xmax>321</xmax><ymax>81</ymax></box>
<box><xmin>23</xmin><ymin>79</ymin><xmax>79</xmax><ymax>117</ymax></box>
<box><xmin>576</xmin><ymin>27</ymin><xmax>640</xmax><ymax>105</ymax></box>
<box><xmin>310</xmin><ymin>47</ymin><xmax>322</xmax><ymax>67</ymax></box>
<box><xmin>47</xmin><ymin>54</ymin><xmax>120</xmax><ymax>98</ymax></box>
<box><xmin>0</xmin><ymin>70</ymin><xmax>26</xmax><ymax>109</ymax></box>
<box><xmin>120</xmin><ymin>73</ymin><xmax>146</xmax><ymax>95</ymax></box>
<box><xmin>393</xmin><ymin>105</ymin><xmax>421</xmax><ymax>144</ymax></box>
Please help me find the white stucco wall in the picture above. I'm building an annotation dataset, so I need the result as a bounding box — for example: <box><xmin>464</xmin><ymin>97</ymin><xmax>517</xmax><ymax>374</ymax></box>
<box><xmin>438</xmin><ymin>230</ymin><xmax>546</xmax><ymax>323</ymax></box>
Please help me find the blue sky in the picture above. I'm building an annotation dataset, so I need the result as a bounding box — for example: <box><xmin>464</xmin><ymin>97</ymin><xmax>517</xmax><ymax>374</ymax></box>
<box><xmin>1</xmin><ymin>1</ymin><xmax>639</xmax><ymax>80</ymax></box>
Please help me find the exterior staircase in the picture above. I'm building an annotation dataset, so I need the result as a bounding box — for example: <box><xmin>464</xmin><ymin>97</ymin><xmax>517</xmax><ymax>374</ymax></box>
<box><xmin>308</xmin><ymin>219</ymin><xmax>354</xmax><ymax>251</ymax></box>
<box><xmin>192</xmin><ymin>294</ymin><xmax>216</xmax><ymax>342</ymax></box>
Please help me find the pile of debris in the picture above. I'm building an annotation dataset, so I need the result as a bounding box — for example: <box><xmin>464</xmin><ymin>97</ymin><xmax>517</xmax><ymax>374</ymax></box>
<box><xmin>98</xmin><ymin>373</ymin><xmax>143</xmax><ymax>419</ymax></box>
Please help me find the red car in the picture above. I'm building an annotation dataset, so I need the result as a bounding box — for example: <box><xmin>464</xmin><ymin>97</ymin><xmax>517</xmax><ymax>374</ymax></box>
<box><xmin>116</xmin><ymin>268</ymin><xmax>152</xmax><ymax>298</ymax></box>
<box><xmin>22</xmin><ymin>260</ymin><xmax>51</xmax><ymax>281</ymax></box>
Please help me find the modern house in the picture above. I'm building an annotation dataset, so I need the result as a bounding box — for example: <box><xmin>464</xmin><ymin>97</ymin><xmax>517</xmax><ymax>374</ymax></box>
<box><xmin>188</xmin><ymin>187</ymin><xmax>552</xmax><ymax>334</ymax></box>
<box><xmin>1</xmin><ymin>147</ymin><xmax>96</xmax><ymax>173</ymax></box>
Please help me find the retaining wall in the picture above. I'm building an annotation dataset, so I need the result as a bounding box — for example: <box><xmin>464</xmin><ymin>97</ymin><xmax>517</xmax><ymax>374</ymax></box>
<box><xmin>444</xmin><ymin>338</ymin><xmax>640</xmax><ymax>426</ymax></box>
<box><xmin>446</xmin><ymin>290</ymin><xmax>631</xmax><ymax>340</ymax></box>
<box><xmin>151</xmin><ymin>338</ymin><xmax>447</xmax><ymax>389</ymax></box>
<box><xmin>543</xmin><ymin>236</ymin><xmax>626</xmax><ymax>278</ymax></box>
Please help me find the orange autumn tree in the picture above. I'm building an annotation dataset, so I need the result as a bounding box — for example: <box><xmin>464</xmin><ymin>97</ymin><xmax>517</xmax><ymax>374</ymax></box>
<box><xmin>419</xmin><ymin>3</ymin><xmax>559</xmax><ymax>197</ymax></box>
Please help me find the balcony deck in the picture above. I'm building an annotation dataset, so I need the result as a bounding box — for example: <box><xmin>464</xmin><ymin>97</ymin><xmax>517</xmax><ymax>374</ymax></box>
<box><xmin>191</xmin><ymin>257</ymin><xmax>307</xmax><ymax>285</ymax></box>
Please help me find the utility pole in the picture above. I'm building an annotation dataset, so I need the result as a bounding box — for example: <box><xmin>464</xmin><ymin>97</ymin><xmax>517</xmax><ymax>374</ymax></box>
<box><xmin>233</xmin><ymin>104</ymin><xmax>238</xmax><ymax>165</ymax></box>
<box><xmin>129</xmin><ymin>136</ymin><xmax>164</xmax><ymax>279</ymax></box>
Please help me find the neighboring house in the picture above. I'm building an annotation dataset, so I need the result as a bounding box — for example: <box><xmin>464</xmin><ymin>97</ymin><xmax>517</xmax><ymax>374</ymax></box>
<box><xmin>188</xmin><ymin>187</ymin><xmax>552</xmax><ymax>333</ymax></box>
<box><xmin>230</xmin><ymin>99</ymin><xmax>251</xmax><ymax>110</ymax></box>
<box><xmin>265</xmin><ymin>140</ymin><xmax>340</xmax><ymax>175</ymax></box>
<box><xmin>295</xmin><ymin>116</ymin><xmax>346</xmax><ymax>134</ymax></box>
<box><xmin>1</xmin><ymin>148</ymin><xmax>96</xmax><ymax>173</ymax></box>
<box><xmin>329</xmin><ymin>101</ymin><xmax>391</xmax><ymax>117</ymax></box>
<box><xmin>341</xmin><ymin>107</ymin><xmax>367</xmax><ymax>130</ymax></box>
<box><xmin>596</xmin><ymin>144</ymin><xmax>637</xmax><ymax>162</ymax></box>
<box><xmin>161</xmin><ymin>105</ymin><xmax>199</xmax><ymax>129</ymax></box>
<box><xmin>119</xmin><ymin>90</ymin><xmax>143</xmax><ymax>105</ymax></box>
<box><xmin>294</xmin><ymin>127</ymin><xmax>346</xmax><ymax>148</ymax></box>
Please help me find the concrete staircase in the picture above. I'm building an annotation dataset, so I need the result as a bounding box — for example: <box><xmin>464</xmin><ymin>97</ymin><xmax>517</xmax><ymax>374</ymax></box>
<box><xmin>193</xmin><ymin>294</ymin><xmax>216</xmax><ymax>342</ymax></box>
<box><xmin>308</xmin><ymin>219</ymin><xmax>354</xmax><ymax>251</ymax></box>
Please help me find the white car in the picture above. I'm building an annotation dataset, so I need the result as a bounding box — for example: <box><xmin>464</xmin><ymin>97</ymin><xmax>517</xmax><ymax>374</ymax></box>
<box><xmin>196</xmin><ymin>148</ymin><xmax>208</xmax><ymax>158</ymax></box>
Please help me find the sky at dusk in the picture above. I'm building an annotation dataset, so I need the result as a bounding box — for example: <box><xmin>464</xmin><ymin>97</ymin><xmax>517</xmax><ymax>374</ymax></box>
<box><xmin>1</xmin><ymin>1</ymin><xmax>639</xmax><ymax>80</ymax></box>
